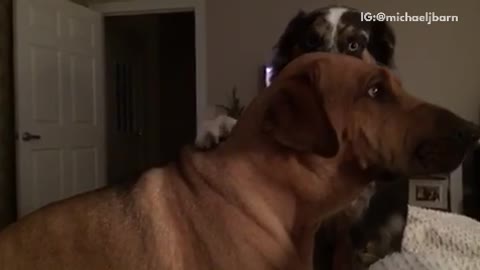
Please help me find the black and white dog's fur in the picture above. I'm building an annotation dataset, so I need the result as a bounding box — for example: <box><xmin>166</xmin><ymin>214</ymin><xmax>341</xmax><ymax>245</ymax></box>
<box><xmin>196</xmin><ymin>6</ymin><xmax>408</xmax><ymax>270</ymax></box>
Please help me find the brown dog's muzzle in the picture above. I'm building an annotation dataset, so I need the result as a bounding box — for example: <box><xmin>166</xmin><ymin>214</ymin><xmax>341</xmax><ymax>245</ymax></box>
<box><xmin>409</xmin><ymin>105</ymin><xmax>480</xmax><ymax>175</ymax></box>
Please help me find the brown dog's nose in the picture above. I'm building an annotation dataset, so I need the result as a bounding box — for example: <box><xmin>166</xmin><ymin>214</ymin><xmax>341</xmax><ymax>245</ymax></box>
<box><xmin>410</xmin><ymin>107</ymin><xmax>480</xmax><ymax>175</ymax></box>
<box><xmin>450</xmin><ymin>122</ymin><xmax>480</xmax><ymax>145</ymax></box>
<box><xmin>431</xmin><ymin>108</ymin><xmax>480</xmax><ymax>146</ymax></box>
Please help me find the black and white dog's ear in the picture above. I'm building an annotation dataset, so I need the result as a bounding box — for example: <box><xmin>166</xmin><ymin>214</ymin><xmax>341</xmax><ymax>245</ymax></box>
<box><xmin>271</xmin><ymin>10</ymin><xmax>309</xmax><ymax>77</ymax></box>
<box><xmin>368</xmin><ymin>21</ymin><xmax>396</xmax><ymax>68</ymax></box>
<box><xmin>275</xmin><ymin>10</ymin><xmax>308</xmax><ymax>52</ymax></box>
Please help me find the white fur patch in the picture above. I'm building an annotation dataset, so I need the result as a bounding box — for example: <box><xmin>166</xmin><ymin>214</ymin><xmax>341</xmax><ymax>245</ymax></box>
<box><xmin>195</xmin><ymin>115</ymin><xmax>237</xmax><ymax>149</ymax></box>
<box><xmin>325</xmin><ymin>7</ymin><xmax>348</xmax><ymax>51</ymax></box>
<box><xmin>360</xmin><ymin>30</ymin><xmax>369</xmax><ymax>39</ymax></box>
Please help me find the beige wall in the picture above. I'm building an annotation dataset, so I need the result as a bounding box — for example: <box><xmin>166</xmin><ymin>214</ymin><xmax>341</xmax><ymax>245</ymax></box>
<box><xmin>85</xmin><ymin>0</ymin><xmax>480</xmax><ymax>123</ymax></box>
<box><xmin>70</xmin><ymin>0</ymin><xmax>89</xmax><ymax>5</ymax></box>
<box><xmin>209</xmin><ymin>0</ymin><xmax>480</xmax><ymax>124</ymax></box>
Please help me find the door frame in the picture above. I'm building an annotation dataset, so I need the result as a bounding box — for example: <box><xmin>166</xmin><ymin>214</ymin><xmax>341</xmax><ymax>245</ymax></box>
<box><xmin>90</xmin><ymin>0</ymin><xmax>207</xmax><ymax>134</ymax></box>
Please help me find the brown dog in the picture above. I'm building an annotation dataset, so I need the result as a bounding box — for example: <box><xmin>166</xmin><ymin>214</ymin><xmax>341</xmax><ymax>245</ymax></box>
<box><xmin>0</xmin><ymin>53</ymin><xmax>477</xmax><ymax>270</ymax></box>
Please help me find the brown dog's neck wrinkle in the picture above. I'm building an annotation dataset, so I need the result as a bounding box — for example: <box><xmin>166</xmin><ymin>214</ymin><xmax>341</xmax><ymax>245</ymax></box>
<box><xmin>179</xmin><ymin>145</ymin><xmax>315</xmax><ymax>269</ymax></box>
<box><xmin>182</xmin><ymin>140</ymin><xmax>360</xmax><ymax>270</ymax></box>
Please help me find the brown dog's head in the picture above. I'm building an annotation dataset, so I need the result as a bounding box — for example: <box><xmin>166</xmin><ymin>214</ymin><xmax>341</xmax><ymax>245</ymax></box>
<box><xmin>263</xmin><ymin>52</ymin><xmax>479</xmax><ymax>178</ymax></box>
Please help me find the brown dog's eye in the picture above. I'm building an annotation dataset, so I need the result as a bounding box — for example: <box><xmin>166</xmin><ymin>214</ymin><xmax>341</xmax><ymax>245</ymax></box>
<box><xmin>348</xmin><ymin>42</ymin><xmax>359</xmax><ymax>52</ymax></box>
<box><xmin>368</xmin><ymin>87</ymin><xmax>380</xmax><ymax>98</ymax></box>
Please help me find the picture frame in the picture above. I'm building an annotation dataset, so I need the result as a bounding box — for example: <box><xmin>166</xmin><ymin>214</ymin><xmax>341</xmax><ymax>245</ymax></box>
<box><xmin>409</xmin><ymin>176</ymin><xmax>450</xmax><ymax>211</ymax></box>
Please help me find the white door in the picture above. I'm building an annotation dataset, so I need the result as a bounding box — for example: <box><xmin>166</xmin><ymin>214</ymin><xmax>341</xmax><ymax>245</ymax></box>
<box><xmin>14</xmin><ymin>0</ymin><xmax>106</xmax><ymax>217</ymax></box>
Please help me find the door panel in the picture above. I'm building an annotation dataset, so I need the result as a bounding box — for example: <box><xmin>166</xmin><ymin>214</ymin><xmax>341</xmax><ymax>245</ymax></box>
<box><xmin>71</xmin><ymin>55</ymin><xmax>96</xmax><ymax>124</ymax></box>
<box><xmin>32</xmin><ymin>47</ymin><xmax>61</xmax><ymax>123</ymax></box>
<box><xmin>32</xmin><ymin>149</ymin><xmax>63</xmax><ymax>208</ymax></box>
<box><xmin>72</xmin><ymin>148</ymin><xmax>98</xmax><ymax>194</ymax></box>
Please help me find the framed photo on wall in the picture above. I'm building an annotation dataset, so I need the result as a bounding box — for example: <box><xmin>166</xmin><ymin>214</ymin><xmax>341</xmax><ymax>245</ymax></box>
<box><xmin>409</xmin><ymin>175</ymin><xmax>450</xmax><ymax>211</ymax></box>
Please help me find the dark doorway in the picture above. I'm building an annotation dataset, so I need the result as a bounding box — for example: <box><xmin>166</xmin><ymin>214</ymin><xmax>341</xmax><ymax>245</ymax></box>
<box><xmin>104</xmin><ymin>12</ymin><xmax>196</xmax><ymax>185</ymax></box>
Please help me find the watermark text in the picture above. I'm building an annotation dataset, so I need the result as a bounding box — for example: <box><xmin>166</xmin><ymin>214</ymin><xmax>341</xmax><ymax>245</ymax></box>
<box><xmin>361</xmin><ymin>12</ymin><xmax>459</xmax><ymax>24</ymax></box>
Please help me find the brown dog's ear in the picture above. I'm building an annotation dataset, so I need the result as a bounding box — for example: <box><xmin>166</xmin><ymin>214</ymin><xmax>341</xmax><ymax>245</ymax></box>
<box><xmin>263</xmin><ymin>74</ymin><xmax>339</xmax><ymax>157</ymax></box>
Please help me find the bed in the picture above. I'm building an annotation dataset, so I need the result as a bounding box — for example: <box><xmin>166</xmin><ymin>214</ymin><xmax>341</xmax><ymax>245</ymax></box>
<box><xmin>370</xmin><ymin>206</ymin><xmax>480</xmax><ymax>269</ymax></box>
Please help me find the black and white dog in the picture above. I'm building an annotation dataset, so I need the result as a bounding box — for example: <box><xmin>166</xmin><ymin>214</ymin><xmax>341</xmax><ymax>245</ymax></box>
<box><xmin>196</xmin><ymin>6</ymin><xmax>408</xmax><ymax>270</ymax></box>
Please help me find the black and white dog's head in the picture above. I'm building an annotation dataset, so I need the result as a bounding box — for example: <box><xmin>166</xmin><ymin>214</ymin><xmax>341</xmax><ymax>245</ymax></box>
<box><xmin>271</xmin><ymin>6</ymin><xmax>396</xmax><ymax>77</ymax></box>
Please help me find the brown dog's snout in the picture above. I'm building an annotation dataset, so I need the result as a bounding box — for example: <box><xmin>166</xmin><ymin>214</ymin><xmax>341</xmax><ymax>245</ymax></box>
<box><xmin>410</xmin><ymin>106</ymin><xmax>480</xmax><ymax>175</ymax></box>
<box><xmin>434</xmin><ymin>109</ymin><xmax>480</xmax><ymax>146</ymax></box>
<box><xmin>449</xmin><ymin>121</ymin><xmax>480</xmax><ymax>145</ymax></box>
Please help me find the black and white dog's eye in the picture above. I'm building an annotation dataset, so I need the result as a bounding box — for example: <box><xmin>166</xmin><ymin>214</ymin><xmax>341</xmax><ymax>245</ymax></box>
<box><xmin>368</xmin><ymin>87</ymin><xmax>380</xmax><ymax>98</ymax></box>
<box><xmin>348</xmin><ymin>42</ymin><xmax>359</xmax><ymax>52</ymax></box>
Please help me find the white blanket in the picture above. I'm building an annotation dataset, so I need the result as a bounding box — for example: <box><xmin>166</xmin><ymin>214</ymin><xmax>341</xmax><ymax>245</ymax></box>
<box><xmin>370</xmin><ymin>206</ymin><xmax>480</xmax><ymax>270</ymax></box>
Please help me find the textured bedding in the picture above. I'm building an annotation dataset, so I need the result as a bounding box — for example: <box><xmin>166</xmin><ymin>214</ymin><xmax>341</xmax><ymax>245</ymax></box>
<box><xmin>370</xmin><ymin>206</ymin><xmax>480</xmax><ymax>270</ymax></box>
